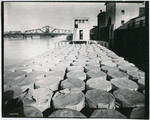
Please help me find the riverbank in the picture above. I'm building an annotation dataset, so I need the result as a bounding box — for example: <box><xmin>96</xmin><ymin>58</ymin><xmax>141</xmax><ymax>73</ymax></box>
<box><xmin>3</xmin><ymin>42</ymin><xmax>145</xmax><ymax>118</ymax></box>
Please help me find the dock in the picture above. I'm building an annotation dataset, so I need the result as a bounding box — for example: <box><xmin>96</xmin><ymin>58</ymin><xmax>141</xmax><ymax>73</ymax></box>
<box><xmin>3</xmin><ymin>42</ymin><xmax>145</xmax><ymax>118</ymax></box>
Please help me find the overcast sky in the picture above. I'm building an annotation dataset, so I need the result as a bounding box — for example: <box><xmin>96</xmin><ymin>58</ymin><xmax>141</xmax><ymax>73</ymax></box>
<box><xmin>4</xmin><ymin>2</ymin><xmax>105</xmax><ymax>32</ymax></box>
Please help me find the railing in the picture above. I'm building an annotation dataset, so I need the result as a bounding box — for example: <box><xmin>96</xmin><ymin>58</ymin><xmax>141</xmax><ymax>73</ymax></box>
<box><xmin>128</xmin><ymin>19</ymin><xmax>145</xmax><ymax>29</ymax></box>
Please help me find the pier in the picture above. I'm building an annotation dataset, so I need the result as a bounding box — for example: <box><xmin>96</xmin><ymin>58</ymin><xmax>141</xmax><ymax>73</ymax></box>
<box><xmin>3</xmin><ymin>41</ymin><xmax>145</xmax><ymax>118</ymax></box>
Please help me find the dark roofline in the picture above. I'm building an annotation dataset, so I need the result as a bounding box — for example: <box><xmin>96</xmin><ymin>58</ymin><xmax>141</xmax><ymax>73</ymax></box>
<box><xmin>97</xmin><ymin>11</ymin><xmax>106</xmax><ymax>17</ymax></box>
<box><xmin>117</xmin><ymin>15</ymin><xmax>145</xmax><ymax>29</ymax></box>
<box><xmin>130</xmin><ymin>15</ymin><xmax>145</xmax><ymax>20</ymax></box>
<box><xmin>105</xmin><ymin>1</ymin><xmax>144</xmax><ymax>5</ymax></box>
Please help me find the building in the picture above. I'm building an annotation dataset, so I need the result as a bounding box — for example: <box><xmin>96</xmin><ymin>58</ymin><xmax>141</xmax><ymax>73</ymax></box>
<box><xmin>90</xmin><ymin>10</ymin><xmax>106</xmax><ymax>41</ymax></box>
<box><xmin>139</xmin><ymin>7</ymin><xmax>145</xmax><ymax>17</ymax></box>
<box><xmin>105</xmin><ymin>2</ymin><xmax>143</xmax><ymax>30</ymax></box>
<box><xmin>105</xmin><ymin>2</ymin><xmax>144</xmax><ymax>49</ymax></box>
<box><xmin>113</xmin><ymin>15</ymin><xmax>146</xmax><ymax>71</ymax></box>
<box><xmin>98</xmin><ymin>10</ymin><xmax>106</xmax><ymax>28</ymax></box>
<box><xmin>90</xmin><ymin>26</ymin><xmax>98</xmax><ymax>40</ymax></box>
<box><xmin>97</xmin><ymin>10</ymin><xmax>106</xmax><ymax>40</ymax></box>
<box><xmin>73</xmin><ymin>17</ymin><xmax>90</xmax><ymax>43</ymax></box>
<box><xmin>117</xmin><ymin>16</ymin><xmax>145</xmax><ymax>30</ymax></box>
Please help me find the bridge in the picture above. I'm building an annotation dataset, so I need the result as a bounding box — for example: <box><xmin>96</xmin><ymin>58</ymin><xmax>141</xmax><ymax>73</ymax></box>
<box><xmin>4</xmin><ymin>26</ymin><xmax>72</xmax><ymax>39</ymax></box>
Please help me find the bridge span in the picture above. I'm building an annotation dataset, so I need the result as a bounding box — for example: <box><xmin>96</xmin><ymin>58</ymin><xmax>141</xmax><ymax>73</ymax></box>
<box><xmin>4</xmin><ymin>25</ymin><xmax>72</xmax><ymax>39</ymax></box>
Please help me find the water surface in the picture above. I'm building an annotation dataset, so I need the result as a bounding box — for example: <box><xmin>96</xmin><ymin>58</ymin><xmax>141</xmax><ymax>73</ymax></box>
<box><xmin>4</xmin><ymin>35</ymin><xmax>67</xmax><ymax>68</ymax></box>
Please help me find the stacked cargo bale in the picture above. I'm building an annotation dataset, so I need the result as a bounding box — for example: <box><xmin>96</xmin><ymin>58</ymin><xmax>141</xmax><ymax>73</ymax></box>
<box><xmin>48</xmin><ymin>108</ymin><xmax>86</xmax><ymax>118</ymax></box>
<box><xmin>3</xmin><ymin>43</ymin><xmax>145</xmax><ymax>118</ymax></box>
<box><xmin>84</xmin><ymin>44</ymin><xmax>116</xmax><ymax>118</ymax></box>
<box><xmin>60</xmin><ymin>78</ymin><xmax>85</xmax><ymax>93</ymax></box>
<box><xmin>94</xmin><ymin>43</ymin><xmax>145</xmax><ymax>118</ymax></box>
<box><xmin>86</xmin><ymin>78</ymin><xmax>112</xmax><ymax>91</ymax></box>
<box><xmin>90</xmin><ymin>109</ymin><xmax>127</xmax><ymax>118</ymax></box>
<box><xmin>110</xmin><ymin>78</ymin><xmax>139</xmax><ymax>91</ymax></box>
<box><xmin>113</xmin><ymin>89</ymin><xmax>145</xmax><ymax>117</ymax></box>
<box><xmin>50</xmin><ymin>44</ymin><xmax>86</xmax><ymax>118</ymax></box>
<box><xmin>23</xmin><ymin>88</ymin><xmax>53</xmax><ymax>112</ymax></box>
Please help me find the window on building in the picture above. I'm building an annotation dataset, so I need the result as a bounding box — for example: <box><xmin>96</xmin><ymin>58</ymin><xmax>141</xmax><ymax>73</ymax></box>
<box><xmin>75</xmin><ymin>20</ymin><xmax>78</xmax><ymax>24</ymax></box>
<box><xmin>82</xmin><ymin>19</ymin><xmax>85</xmax><ymax>23</ymax></box>
<box><xmin>121</xmin><ymin>10</ymin><xmax>125</xmax><ymax>15</ymax></box>
<box><xmin>75</xmin><ymin>24</ymin><xmax>78</xmax><ymax>28</ymax></box>
<box><xmin>79</xmin><ymin>20</ymin><xmax>81</xmax><ymax>23</ymax></box>
<box><xmin>121</xmin><ymin>20</ymin><xmax>125</xmax><ymax>24</ymax></box>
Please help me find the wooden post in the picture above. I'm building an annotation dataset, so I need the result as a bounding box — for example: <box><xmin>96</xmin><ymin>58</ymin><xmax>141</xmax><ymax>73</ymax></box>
<box><xmin>140</xmin><ymin>20</ymin><xmax>143</xmax><ymax>28</ymax></box>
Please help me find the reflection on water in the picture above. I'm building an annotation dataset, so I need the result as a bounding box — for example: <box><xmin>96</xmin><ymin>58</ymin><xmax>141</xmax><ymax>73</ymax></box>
<box><xmin>4</xmin><ymin>35</ymin><xmax>67</xmax><ymax>67</ymax></box>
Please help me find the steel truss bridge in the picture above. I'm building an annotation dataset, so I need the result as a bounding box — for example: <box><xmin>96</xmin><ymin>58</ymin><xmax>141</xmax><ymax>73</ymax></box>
<box><xmin>4</xmin><ymin>26</ymin><xmax>72</xmax><ymax>39</ymax></box>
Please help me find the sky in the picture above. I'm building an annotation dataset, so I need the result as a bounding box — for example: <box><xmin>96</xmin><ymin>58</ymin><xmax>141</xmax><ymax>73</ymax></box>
<box><xmin>4</xmin><ymin>2</ymin><xmax>106</xmax><ymax>32</ymax></box>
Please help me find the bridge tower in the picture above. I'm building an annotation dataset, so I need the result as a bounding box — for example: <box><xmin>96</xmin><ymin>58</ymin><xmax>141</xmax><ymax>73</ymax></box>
<box><xmin>45</xmin><ymin>26</ymin><xmax>50</xmax><ymax>33</ymax></box>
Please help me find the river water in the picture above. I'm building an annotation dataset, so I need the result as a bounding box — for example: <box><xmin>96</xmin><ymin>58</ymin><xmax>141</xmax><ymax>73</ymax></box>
<box><xmin>4</xmin><ymin>35</ymin><xmax>67</xmax><ymax>68</ymax></box>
